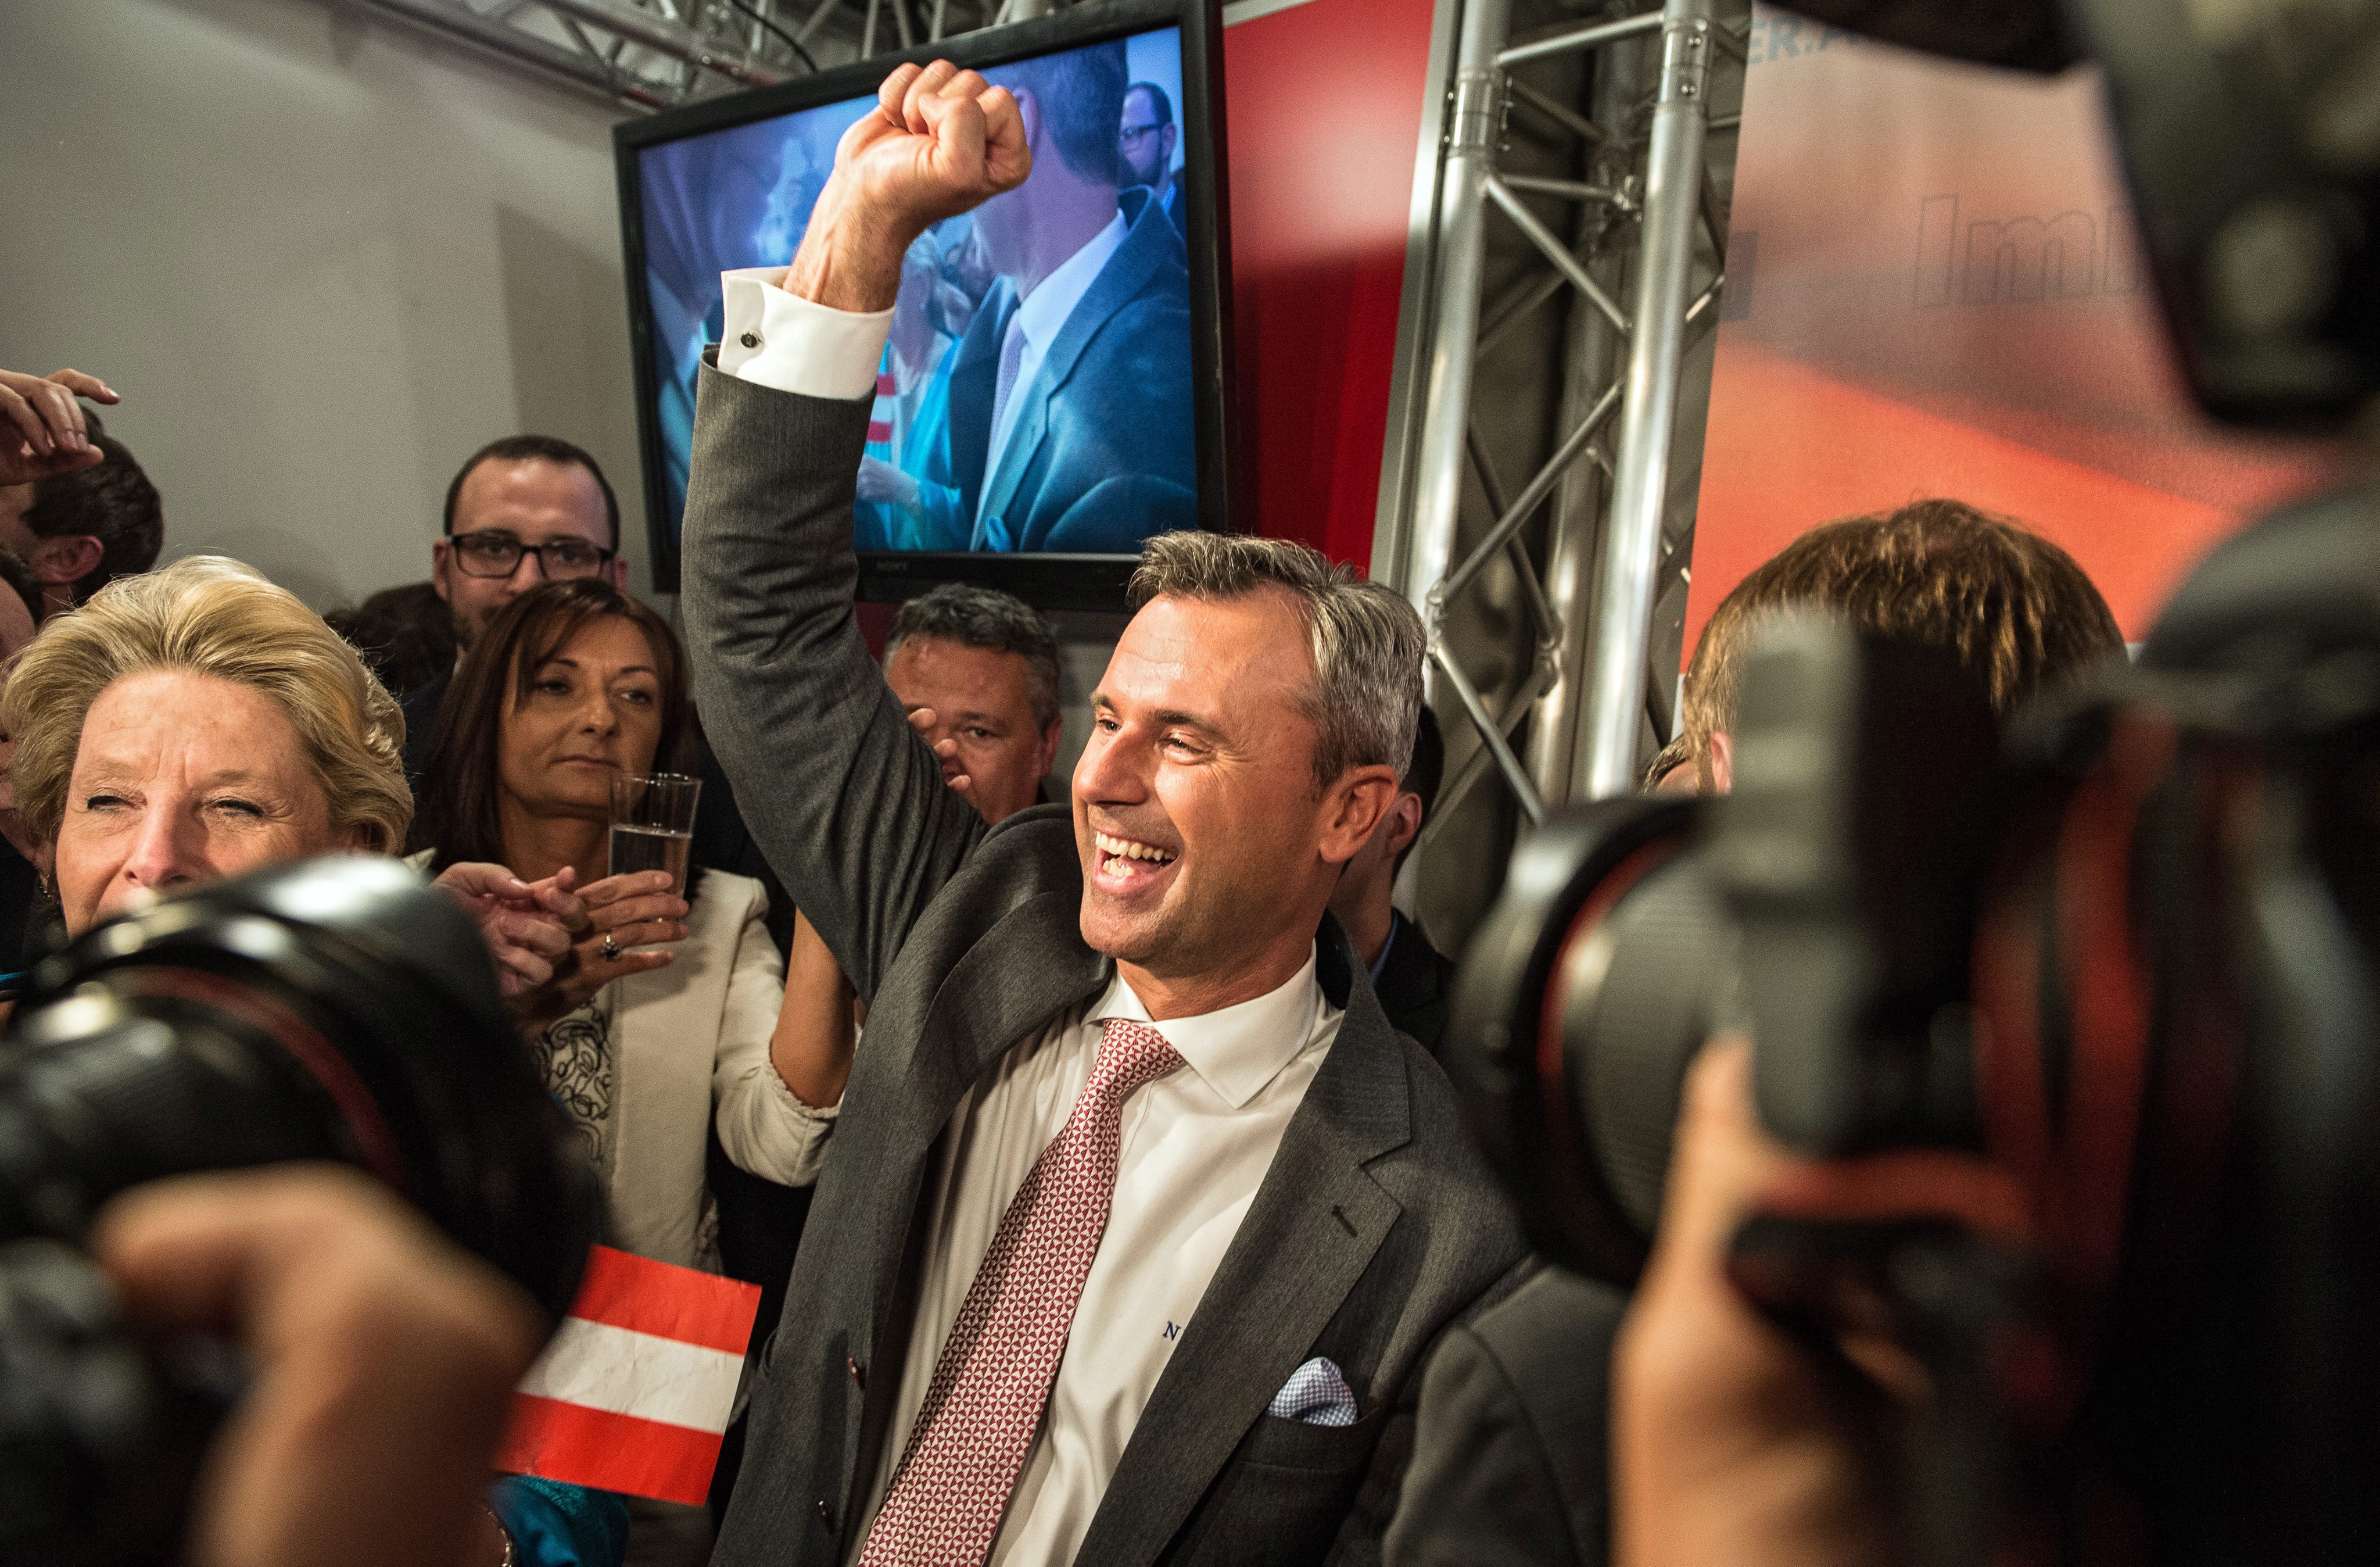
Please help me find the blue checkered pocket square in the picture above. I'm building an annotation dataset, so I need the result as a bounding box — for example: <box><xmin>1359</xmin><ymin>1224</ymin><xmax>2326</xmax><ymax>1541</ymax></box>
<box><xmin>1267</xmin><ymin>1356</ymin><xmax>1359</xmax><ymax>1427</ymax></box>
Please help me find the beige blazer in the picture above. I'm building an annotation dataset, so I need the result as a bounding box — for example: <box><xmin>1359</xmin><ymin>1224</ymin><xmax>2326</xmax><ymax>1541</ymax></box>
<box><xmin>406</xmin><ymin>854</ymin><xmax>810</xmax><ymax>1269</ymax></box>
<box><xmin>609</xmin><ymin>867</ymin><xmax>797</xmax><ymax>1269</ymax></box>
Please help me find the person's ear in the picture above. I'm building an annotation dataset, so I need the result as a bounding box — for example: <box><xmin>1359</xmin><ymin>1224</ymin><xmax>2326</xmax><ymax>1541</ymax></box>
<box><xmin>27</xmin><ymin>534</ymin><xmax>101</xmax><ymax>588</ymax></box>
<box><xmin>1707</xmin><ymin>729</ymin><xmax>1734</xmax><ymax>794</ymax></box>
<box><xmin>607</xmin><ymin>555</ymin><xmax>629</xmax><ymax>592</ymax></box>
<box><xmin>1385</xmin><ymin>792</ymin><xmax>1424</xmax><ymax>860</ymax></box>
<box><xmin>1011</xmin><ymin>87</ymin><xmax>1042</xmax><ymax>151</ymax></box>
<box><xmin>431</xmin><ymin>538</ymin><xmax>454</xmax><ymax>604</ymax></box>
<box><xmin>1318</xmin><ymin>764</ymin><xmax>1400</xmax><ymax>867</ymax></box>
<box><xmin>1160</xmin><ymin>124</ymin><xmax>1177</xmax><ymax>164</ymax></box>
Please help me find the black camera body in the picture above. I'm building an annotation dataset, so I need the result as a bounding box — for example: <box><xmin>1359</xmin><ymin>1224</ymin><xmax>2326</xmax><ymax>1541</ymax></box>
<box><xmin>0</xmin><ymin>855</ymin><xmax>601</xmax><ymax>1566</ymax></box>
<box><xmin>1449</xmin><ymin>495</ymin><xmax>2380</xmax><ymax>1565</ymax></box>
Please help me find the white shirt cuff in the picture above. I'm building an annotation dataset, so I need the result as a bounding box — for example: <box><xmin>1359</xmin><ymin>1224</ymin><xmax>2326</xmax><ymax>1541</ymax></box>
<box><xmin>740</xmin><ymin>1066</ymin><xmax>841</xmax><ymax>1187</ymax></box>
<box><xmin>718</xmin><ymin>267</ymin><xmax>894</xmax><ymax>402</ymax></box>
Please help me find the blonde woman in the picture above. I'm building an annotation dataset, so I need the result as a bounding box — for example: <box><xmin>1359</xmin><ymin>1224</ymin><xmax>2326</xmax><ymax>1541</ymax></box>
<box><xmin>1</xmin><ymin>554</ymin><xmax>584</xmax><ymax>994</ymax></box>
<box><xmin>1</xmin><ymin>561</ymin><xmax>624</xmax><ymax>1563</ymax></box>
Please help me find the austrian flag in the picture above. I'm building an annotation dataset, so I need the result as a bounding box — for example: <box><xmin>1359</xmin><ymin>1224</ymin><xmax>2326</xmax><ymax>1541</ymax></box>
<box><xmin>496</xmin><ymin>1245</ymin><xmax>763</xmax><ymax>1505</ymax></box>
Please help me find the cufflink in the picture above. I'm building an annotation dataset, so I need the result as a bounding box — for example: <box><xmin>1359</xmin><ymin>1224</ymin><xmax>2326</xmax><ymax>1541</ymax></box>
<box><xmin>740</xmin><ymin>331</ymin><xmax>761</xmax><ymax>348</ymax></box>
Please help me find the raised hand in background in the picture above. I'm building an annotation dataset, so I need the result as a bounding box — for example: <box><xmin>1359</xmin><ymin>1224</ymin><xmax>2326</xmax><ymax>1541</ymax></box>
<box><xmin>0</xmin><ymin>367</ymin><xmax>119</xmax><ymax>486</ymax></box>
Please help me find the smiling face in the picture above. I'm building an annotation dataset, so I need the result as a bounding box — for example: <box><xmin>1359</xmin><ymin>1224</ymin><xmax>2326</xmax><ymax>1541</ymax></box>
<box><xmin>496</xmin><ymin>616</ymin><xmax>665</xmax><ymax>825</ymax></box>
<box><xmin>886</xmin><ymin>634</ymin><xmax>1060</xmax><ymax>826</ymax></box>
<box><xmin>52</xmin><ymin>669</ymin><xmax>357</xmax><ymax>936</ymax></box>
<box><xmin>1073</xmin><ymin>588</ymin><xmax>1397</xmax><ymax>1015</ymax></box>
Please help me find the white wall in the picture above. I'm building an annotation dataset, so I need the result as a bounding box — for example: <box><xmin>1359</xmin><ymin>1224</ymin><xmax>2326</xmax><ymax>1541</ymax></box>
<box><xmin>0</xmin><ymin>0</ymin><xmax>655</xmax><ymax>610</ymax></box>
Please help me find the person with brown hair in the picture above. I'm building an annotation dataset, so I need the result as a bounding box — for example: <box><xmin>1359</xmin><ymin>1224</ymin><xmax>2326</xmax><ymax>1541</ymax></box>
<box><xmin>680</xmin><ymin>59</ymin><xmax>1524</xmax><ymax>1566</ymax></box>
<box><xmin>410</xmin><ymin>578</ymin><xmax>840</xmax><ymax>1567</ymax></box>
<box><xmin>1385</xmin><ymin>499</ymin><xmax>2125</xmax><ymax>1567</ymax></box>
<box><xmin>1648</xmin><ymin>498</ymin><xmax>2125</xmax><ymax>793</ymax></box>
<box><xmin>0</xmin><ymin>363</ymin><xmax>163</xmax><ymax>624</ymax></box>
<box><xmin>407</xmin><ymin>580</ymin><xmax>822</xmax><ymax>1270</ymax></box>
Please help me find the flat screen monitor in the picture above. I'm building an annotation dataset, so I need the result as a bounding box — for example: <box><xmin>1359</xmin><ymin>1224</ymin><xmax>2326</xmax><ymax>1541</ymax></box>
<box><xmin>616</xmin><ymin>0</ymin><xmax>1233</xmax><ymax>606</ymax></box>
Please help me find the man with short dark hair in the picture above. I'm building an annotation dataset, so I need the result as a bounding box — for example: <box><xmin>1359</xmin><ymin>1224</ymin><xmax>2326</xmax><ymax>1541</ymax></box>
<box><xmin>431</xmin><ymin>434</ymin><xmax>627</xmax><ymax>652</ymax></box>
<box><xmin>1327</xmin><ymin>706</ymin><xmax>1456</xmax><ymax>1055</ymax></box>
<box><xmin>759</xmin><ymin>576</ymin><xmax>1064</xmax><ymax>1218</ymax></box>
<box><xmin>884</xmin><ymin>580</ymin><xmax>1064</xmax><ymax>822</ymax></box>
<box><xmin>1120</xmin><ymin>80</ymin><xmax>1188</xmax><ymax>239</ymax></box>
<box><xmin>0</xmin><ymin>427</ymin><xmax>163</xmax><ymax>622</ymax></box>
<box><xmin>686</xmin><ymin>60</ymin><xmax>1525</xmax><ymax>1565</ymax></box>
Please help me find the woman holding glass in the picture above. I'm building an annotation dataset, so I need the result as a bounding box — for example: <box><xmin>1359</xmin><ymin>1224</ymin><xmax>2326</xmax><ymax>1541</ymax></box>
<box><xmin>408</xmin><ymin>579</ymin><xmax>824</xmax><ymax>1278</ymax></box>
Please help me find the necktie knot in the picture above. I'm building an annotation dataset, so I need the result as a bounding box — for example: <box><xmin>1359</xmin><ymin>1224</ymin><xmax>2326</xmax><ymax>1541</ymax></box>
<box><xmin>1092</xmin><ymin>1017</ymin><xmax>1186</xmax><ymax>1108</ymax></box>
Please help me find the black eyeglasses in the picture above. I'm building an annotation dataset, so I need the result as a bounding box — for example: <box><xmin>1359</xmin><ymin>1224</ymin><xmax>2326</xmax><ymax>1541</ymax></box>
<box><xmin>451</xmin><ymin>532</ymin><xmax>614</xmax><ymax>579</ymax></box>
<box><xmin>1118</xmin><ymin>123</ymin><xmax>1167</xmax><ymax>148</ymax></box>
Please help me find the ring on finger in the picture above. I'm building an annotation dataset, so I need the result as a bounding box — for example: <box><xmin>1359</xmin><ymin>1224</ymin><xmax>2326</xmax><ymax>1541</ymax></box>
<box><xmin>601</xmin><ymin>933</ymin><xmax>621</xmax><ymax>961</ymax></box>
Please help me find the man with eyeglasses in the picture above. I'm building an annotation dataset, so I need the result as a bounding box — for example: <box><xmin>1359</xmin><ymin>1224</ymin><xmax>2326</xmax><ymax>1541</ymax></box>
<box><xmin>1120</xmin><ymin>80</ymin><xmax>1188</xmax><ymax>242</ymax></box>
<box><xmin>398</xmin><ymin>434</ymin><xmax>628</xmax><ymax>789</ymax></box>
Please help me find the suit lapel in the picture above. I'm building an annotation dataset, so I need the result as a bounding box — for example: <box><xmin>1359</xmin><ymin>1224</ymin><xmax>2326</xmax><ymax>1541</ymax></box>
<box><xmin>940</xmin><ymin>283</ymin><xmax>1014</xmax><ymax>521</ymax></box>
<box><xmin>883</xmin><ymin>888</ymin><xmax>1107</xmax><ymax>1155</ymax></box>
<box><xmin>1074</xmin><ymin>924</ymin><xmax>1414</xmax><ymax>1566</ymax></box>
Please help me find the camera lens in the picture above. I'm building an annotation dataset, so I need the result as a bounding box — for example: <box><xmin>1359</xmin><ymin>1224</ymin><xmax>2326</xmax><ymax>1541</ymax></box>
<box><xmin>0</xmin><ymin>856</ymin><xmax>598</xmax><ymax>1319</ymax></box>
<box><xmin>1446</xmin><ymin>797</ymin><xmax>1716</xmax><ymax>1285</ymax></box>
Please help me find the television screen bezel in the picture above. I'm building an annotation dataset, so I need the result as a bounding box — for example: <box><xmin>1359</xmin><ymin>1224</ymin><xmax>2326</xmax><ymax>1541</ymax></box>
<box><xmin>613</xmin><ymin>0</ymin><xmax>1236</xmax><ymax>609</ymax></box>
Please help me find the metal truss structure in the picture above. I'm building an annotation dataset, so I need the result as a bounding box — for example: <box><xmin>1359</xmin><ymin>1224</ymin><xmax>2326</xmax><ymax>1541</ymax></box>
<box><xmin>1382</xmin><ymin>0</ymin><xmax>1745</xmax><ymax>900</ymax></box>
<box><xmin>331</xmin><ymin>0</ymin><xmax>1098</xmax><ymax>109</ymax></box>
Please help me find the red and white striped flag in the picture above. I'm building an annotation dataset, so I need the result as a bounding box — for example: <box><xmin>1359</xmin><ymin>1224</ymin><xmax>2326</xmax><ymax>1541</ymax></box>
<box><xmin>495</xmin><ymin>1245</ymin><xmax>763</xmax><ymax>1506</ymax></box>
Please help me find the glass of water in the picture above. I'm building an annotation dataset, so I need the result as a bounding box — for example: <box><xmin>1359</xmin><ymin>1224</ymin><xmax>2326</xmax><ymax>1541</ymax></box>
<box><xmin>608</xmin><ymin>772</ymin><xmax>702</xmax><ymax>897</ymax></box>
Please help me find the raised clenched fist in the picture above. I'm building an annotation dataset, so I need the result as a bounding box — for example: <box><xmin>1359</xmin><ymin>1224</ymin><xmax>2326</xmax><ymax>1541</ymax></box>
<box><xmin>787</xmin><ymin>60</ymin><xmax>1031</xmax><ymax>313</ymax></box>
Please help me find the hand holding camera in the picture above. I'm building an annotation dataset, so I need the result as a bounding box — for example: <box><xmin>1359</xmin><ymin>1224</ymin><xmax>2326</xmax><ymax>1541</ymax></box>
<box><xmin>94</xmin><ymin>1167</ymin><xmax>543</xmax><ymax>1567</ymax></box>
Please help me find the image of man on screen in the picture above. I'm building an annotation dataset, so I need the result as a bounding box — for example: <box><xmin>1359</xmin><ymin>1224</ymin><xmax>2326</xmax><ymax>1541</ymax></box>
<box><xmin>1120</xmin><ymin>81</ymin><xmax>1188</xmax><ymax>242</ymax></box>
<box><xmin>853</xmin><ymin>40</ymin><xmax>1198</xmax><ymax>556</ymax></box>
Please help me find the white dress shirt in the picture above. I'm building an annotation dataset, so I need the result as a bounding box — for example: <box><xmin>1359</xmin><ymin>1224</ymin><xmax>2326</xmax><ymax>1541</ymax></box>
<box><xmin>719</xmin><ymin>265</ymin><xmax>894</xmax><ymax>398</ymax></box>
<box><xmin>853</xmin><ymin>960</ymin><xmax>1335</xmax><ymax>1566</ymax></box>
<box><xmin>716</xmin><ymin>291</ymin><xmax>1336</xmax><ymax>1563</ymax></box>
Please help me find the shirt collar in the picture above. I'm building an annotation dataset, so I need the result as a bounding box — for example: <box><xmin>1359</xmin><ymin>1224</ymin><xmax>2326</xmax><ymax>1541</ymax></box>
<box><xmin>1012</xmin><ymin>210</ymin><xmax>1128</xmax><ymax>356</ymax></box>
<box><xmin>1088</xmin><ymin>946</ymin><xmax>1323</xmax><ymax>1111</ymax></box>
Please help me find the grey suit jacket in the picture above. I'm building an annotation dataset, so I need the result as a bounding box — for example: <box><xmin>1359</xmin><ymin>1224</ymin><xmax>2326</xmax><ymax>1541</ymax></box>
<box><xmin>1382</xmin><ymin>1264</ymin><xmax>1624</xmax><ymax>1567</ymax></box>
<box><xmin>682</xmin><ymin>362</ymin><xmax>1529</xmax><ymax>1566</ymax></box>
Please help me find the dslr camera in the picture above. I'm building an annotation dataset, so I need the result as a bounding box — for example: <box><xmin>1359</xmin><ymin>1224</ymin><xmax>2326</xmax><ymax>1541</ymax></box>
<box><xmin>1447</xmin><ymin>0</ymin><xmax>2380</xmax><ymax>1558</ymax></box>
<box><xmin>1453</xmin><ymin>485</ymin><xmax>2380</xmax><ymax>1567</ymax></box>
<box><xmin>0</xmin><ymin>856</ymin><xmax>599</xmax><ymax>1566</ymax></box>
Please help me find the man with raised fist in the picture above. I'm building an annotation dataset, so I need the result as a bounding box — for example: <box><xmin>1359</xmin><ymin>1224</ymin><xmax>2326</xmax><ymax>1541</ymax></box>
<box><xmin>683</xmin><ymin>60</ymin><xmax>1526</xmax><ymax>1567</ymax></box>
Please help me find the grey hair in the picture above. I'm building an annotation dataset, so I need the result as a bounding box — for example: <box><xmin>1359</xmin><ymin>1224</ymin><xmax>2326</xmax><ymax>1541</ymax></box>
<box><xmin>1130</xmin><ymin>534</ymin><xmax>1423</xmax><ymax>788</ymax></box>
<box><xmin>885</xmin><ymin>582</ymin><xmax>1063</xmax><ymax>730</ymax></box>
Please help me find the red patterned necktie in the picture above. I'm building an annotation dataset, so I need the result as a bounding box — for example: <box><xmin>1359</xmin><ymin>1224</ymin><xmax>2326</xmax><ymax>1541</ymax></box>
<box><xmin>856</xmin><ymin>1017</ymin><xmax>1186</xmax><ymax>1567</ymax></box>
